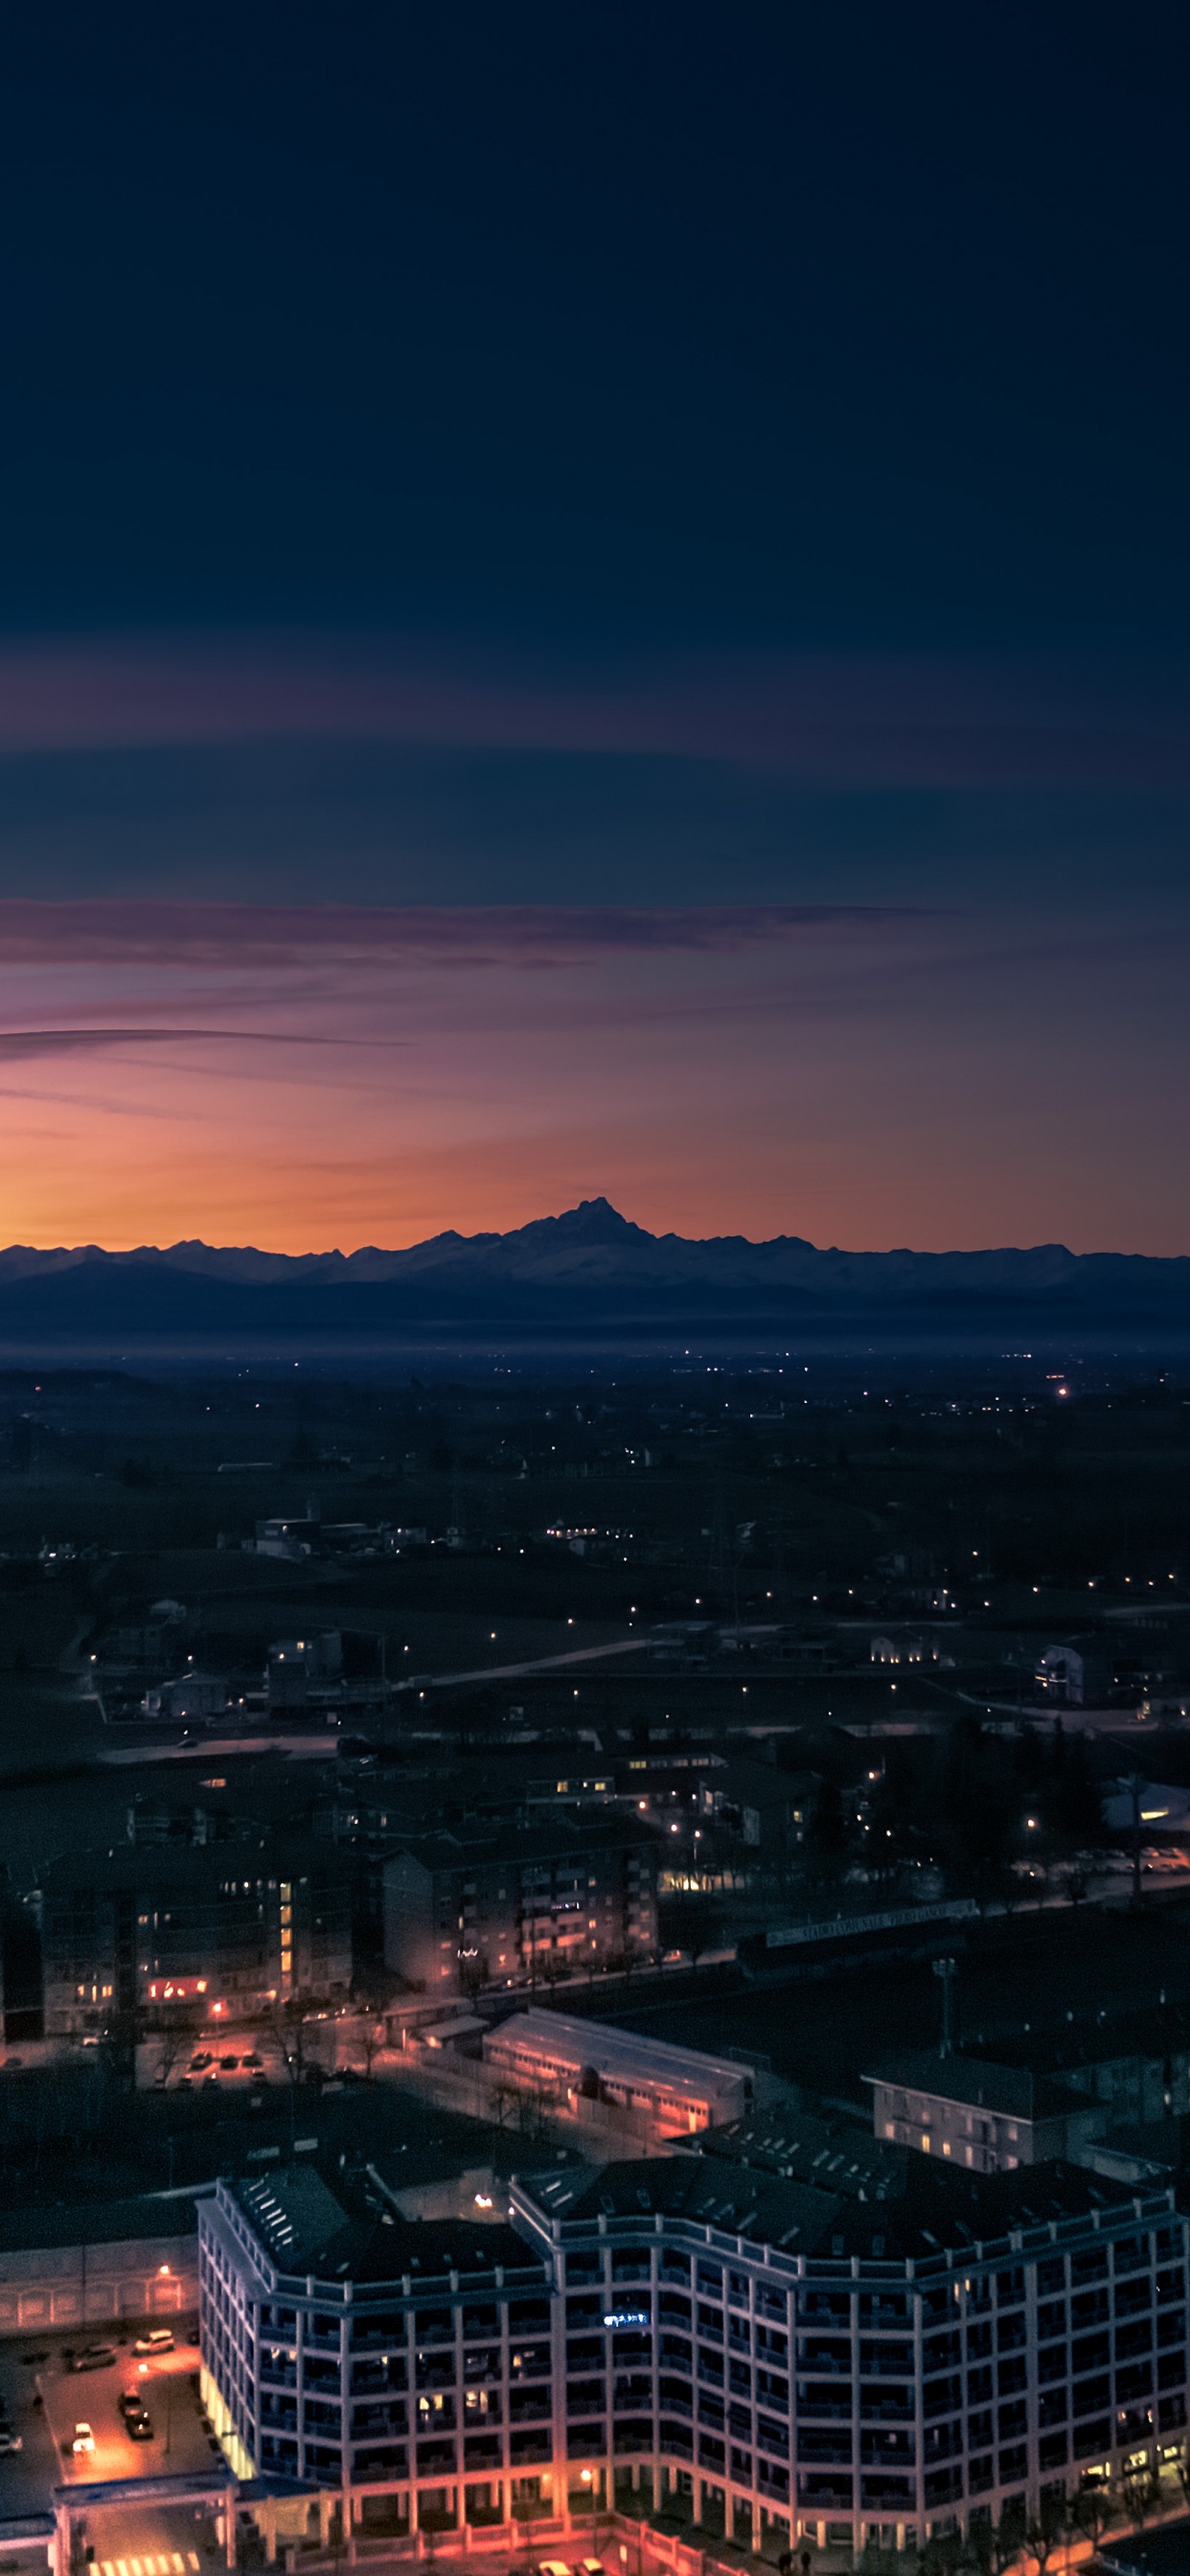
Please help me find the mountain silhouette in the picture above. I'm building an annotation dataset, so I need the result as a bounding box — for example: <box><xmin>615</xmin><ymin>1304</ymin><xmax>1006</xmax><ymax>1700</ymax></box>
<box><xmin>0</xmin><ymin>1203</ymin><xmax>1184</xmax><ymax>1352</ymax></box>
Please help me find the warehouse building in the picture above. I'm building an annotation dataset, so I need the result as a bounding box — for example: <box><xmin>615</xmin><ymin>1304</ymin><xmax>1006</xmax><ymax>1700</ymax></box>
<box><xmin>483</xmin><ymin>2010</ymin><xmax>752</xmax><ymax>2142</ymax></box>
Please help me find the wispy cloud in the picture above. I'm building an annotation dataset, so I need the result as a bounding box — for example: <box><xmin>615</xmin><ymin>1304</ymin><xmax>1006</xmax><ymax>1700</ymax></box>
<box><xmin>0</xmin><ymin>636</ymin><xmax>1183</xmax><ymax>790</ymax></box>
<box><xmin>0</xmin><ymin>1024</ymin><xmax>409</xmax><ymax>1058</ymax></box>
<box><xmin>0</xmin><ymin>899</ymin><xmax>932</xmax><ymax>968</ymax></box>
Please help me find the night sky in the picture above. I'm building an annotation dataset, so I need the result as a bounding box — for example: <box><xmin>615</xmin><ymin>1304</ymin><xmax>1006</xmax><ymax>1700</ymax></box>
<box><xmin>0</xmin><ymin>4</ymin><xmax>1187</xmax><ymax>1252</ymax></box>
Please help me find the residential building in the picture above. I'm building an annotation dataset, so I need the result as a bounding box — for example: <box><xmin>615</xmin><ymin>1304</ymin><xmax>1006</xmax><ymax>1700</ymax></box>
<box><xmin>200</xmin><ymin>2151</ymin><xmax>1190</xmax><ymax>2557</ymax></box>
<box><xmin>197</xmin><ymin>2170</ymin><xmax>555</xmax><ymax>2528</ymax></box>
<box><xmin>141</xmin><ymin>1669</ymin><xmax>227</xmax><ymax>1722</ymax></box>
<box><xmin>864</xmin><ymin>2054</ymin><xmax>1109</xmax><ymax>2174</ymax></box>
<box><xmin>382</xmin><ymin>1819</ymin><xmax>657</xmax><ymax>1995</ymax></box>
<box><xmin>38</xmin><ymin>1841</ymin><xmax>353</xmax><ymax>2036</ymax></box>
<box><xmin>865</xmin><ymin>2027</ymin><xmax>1190</xmax><ymax>2176</ymax></box>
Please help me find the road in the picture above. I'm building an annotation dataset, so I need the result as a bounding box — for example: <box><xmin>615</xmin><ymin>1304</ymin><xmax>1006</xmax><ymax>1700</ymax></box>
<box><xmin>395</xmin><ymin>1636</ymin><xmax>648</xmax><ymax>1691</ymax></box>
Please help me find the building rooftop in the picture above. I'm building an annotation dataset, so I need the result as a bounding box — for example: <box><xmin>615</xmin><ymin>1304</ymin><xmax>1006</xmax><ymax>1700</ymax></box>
<box><xmin>701</xmin><ymin>2103</ymin><xmax>909</xmax><ymax>2199</ymax></box>
<box><xmin>386</xmin><ymin>1815</ymin><xmax>655</xmax><ymax>1873</ymax></box>
<box><xmin>228</xmin><ymin>2169</ymin><xmax>544</xmax><ymax>2289</ymax></box>
<box><xmin>515</xmin><ymin>2151</ymin><xmax>1163</xmax><ymax>2269</ymax></box>
<box><xmin>0</xmin><ymin>2188</ymin><xmax>209</xmax><ymax>2255</ymax></box>
<box><xmin>861</xmin><ymin>2049</ymin><xmax>1078</xmax><ymax>2122</ymax></box>
<box><xmin>487</xmin><ymin>2008</ymin><xmax>748</xmax><ymax>2101</ymax></box>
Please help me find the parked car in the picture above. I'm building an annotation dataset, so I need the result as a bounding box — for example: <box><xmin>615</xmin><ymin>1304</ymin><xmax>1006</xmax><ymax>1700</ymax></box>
<box><xmin>126</xmin><ymin>2410</ymin><xmax>153</xmax><ymax>2441</ymax></box>
<box><xmin>0</xmin><ymin>2431</ymin><xmax>22</xmax><ymax>2458</ymax></box>
<box><xmin>218</xmin><ymin>2055</ymin><xmax>239</xmax><ymax>2071</ymax></box>
<box><xmin>189</xmin><ymin>2053</ymin><xmax>213</xmax><ymax>2071</ymax></box>
<box><xmin>134</xmin><ymin>2329</ymin><xmax>174</xmax><ymax>2356</ymax></box>
<box><xmin>72</xmin><ymin>2344</ymin><xmax>116</xmax><ymax>2372</ymax></box>
<box><xmin>71</xmin><ymin>2423</ymin><xmax>95</xmax><ymax>2454</ymax></box>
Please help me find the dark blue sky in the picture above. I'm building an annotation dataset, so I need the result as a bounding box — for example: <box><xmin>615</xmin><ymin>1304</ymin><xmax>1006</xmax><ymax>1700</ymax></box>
<box><xmin>0</xmin><ymin>2</ymin><xmax>1185</xmax><ymax>651</ymax></box>
<box><xmin>0</xmin><ymin>2</ymin><xmax>1185</xmax><ymax>908</ymax></box>
<box><xmin>0</xmin><ymin>5</ymin><xmax>1186</xmax><ymax>1252</ymax></box>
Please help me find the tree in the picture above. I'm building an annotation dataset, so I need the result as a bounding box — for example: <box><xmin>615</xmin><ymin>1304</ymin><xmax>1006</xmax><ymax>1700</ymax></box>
<box><xmin>152</xmin><ymin>2019</ymin><xmax>190</xmax><ymax>2089</ymax></box>
<box><xmin>1122</xmin><ymin>2462</ymin><xmax>1161</xmax><ymax>2529</ymax></box>
<box><xmin>810</xmin><ymin>1778</ymin><xmax>849</xmax><ymax>1886</ymax></box>
<box><xmin>1025</xmin><ymin>2488</ymin><xmax>1066</xmax><ymax>2576</ymax></box>
<box><xmin>1071</xmin><ymin>2478</ymin><xmax>1113</xmax><ymax>2552</ymax></box>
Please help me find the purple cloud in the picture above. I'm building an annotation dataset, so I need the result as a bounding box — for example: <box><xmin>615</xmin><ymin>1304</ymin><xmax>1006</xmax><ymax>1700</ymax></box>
<box><xmin>0</xmin><ymin>635</ymin><xmax>1183</xmax><ymax>789</ymax></box>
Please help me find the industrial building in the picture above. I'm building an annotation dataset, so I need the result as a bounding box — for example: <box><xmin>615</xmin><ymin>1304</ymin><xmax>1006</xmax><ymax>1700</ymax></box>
<box><xmin>482</xmin><ymin>2010</ymin><xmax>753</xmax><ymax>2141</ymax></box>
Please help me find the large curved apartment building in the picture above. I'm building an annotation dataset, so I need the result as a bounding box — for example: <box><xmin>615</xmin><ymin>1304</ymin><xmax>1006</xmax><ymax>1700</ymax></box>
<box><xmin>198</xmin><ymin>2151</ymin><xmax>1189</xmax><ymax>2559</ymax></box>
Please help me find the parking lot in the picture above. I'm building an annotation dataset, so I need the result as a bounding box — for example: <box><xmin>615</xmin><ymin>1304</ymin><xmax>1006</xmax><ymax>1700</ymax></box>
<box><xmin>0</xmin><ymin>2327</ymin><xmax>220</xmax><ymax>2516</ymax></box>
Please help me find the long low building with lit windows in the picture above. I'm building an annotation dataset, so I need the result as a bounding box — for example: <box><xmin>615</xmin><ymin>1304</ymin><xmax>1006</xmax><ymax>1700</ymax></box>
<box><xmin>198</xmin><ymin>2150</ymin><xmax>1190</xmax><ymax>2559</ymax></box>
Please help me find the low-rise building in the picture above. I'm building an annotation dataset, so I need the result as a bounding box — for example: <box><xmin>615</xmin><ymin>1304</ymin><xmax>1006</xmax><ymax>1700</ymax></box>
<box><xmin>0</xmin><ymin>2189</ymin><xmax>202</xmax><ymax>2334</ymax></box>
<box><xmin>141</xmin><ymin>1670</ymin><xmax>227</xmax><ymax>1722</ymax></box>
<box><xmin>482</xmin><ymin>2009</ymin><xmax>752</xmax><ymax>2141</ymax></box>
<box><xmin>864</xmin><ymin>2053</ymin><xmax>1109</xmax><ymax>2174</ymax></box>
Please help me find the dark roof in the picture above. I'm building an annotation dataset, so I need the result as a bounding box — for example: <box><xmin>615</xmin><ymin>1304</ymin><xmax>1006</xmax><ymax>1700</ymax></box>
<box><xmin>385</xmin><ymin>1815</ymin><xmax>653</xmax><ymax>1874</ymax></box>
<box><xmin>702</xmin><ymin>2104</ymin><xmax>908</xmax><ymax>2200</ymax></box>
<box><xmin>516</xmin><ymin>2151</ymin><xmax>1152</xmax><ymax>2266</ymax></box>
<box><xmin>0</xmin><ymin>2190</ymin><xmax>206</xmax><ymax>2254</ymax></box>
<box><xmin>861</xmin><ymin>2050</ymin><xmax>1075</xmax><ymax>2122</ymax></box>
<box><xmin>232</xmin><ymin>2169</ymin><xmax>543</xmax><ymax>2288</ymax></box>
<box><xmin>519</xmin><ymin>2156</ymin><xmax>842</xmax><ymax>2257</ymax></box>
<box><xmin>38</xmin><ymin>1835</ymin><xmax>347</xmax><ymax>1894</ymax></box>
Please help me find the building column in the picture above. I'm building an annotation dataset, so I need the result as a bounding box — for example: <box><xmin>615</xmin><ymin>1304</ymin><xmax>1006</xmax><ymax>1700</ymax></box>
<box><xmin>53</xmin><ymin>2504</ymin><xmax>71</xmax><ymax>2576</ymax></box>
<box><xmin>262</xmin><ymin>2497</ymin><xmax>277</xmax><ymax>2564</ymax></box>
<box><xmin>750</xmin><ymin>2496</ymin><xmax>762</xmax><ymax>2555</ymax></box>
<box><xmin>318</xmin><ymin>2494</ymin><xmax>332</xmax><ymax>2550</ymax></box>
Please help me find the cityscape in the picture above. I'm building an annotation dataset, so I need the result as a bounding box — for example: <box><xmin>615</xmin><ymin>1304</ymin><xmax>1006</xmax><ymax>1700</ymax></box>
<box><xmin>0</xmin><ymin>14</ymin><xmax>1186</xmax><ymax>2576</ymax></box>
<box><xmin>0</xmin><ymin>1346</ymin><xmax>1187</xmax><ymax>2576</ymax></box>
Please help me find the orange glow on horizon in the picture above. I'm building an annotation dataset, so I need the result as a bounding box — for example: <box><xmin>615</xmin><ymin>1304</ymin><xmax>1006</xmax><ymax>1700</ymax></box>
<box><xmin>0</xmin><ymin>899</ymin><xmax>1182</xmax><ymax>1256</ymax></box>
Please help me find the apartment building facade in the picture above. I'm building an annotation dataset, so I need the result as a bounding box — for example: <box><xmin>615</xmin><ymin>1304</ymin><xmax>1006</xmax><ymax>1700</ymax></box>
<box><xmin>39</xmin><ymin>1842</ymin><xmax>352</xmax><ymax>2036</ymax></box>
<box><xmin>200</xmin><ymin>2155</ymin><xmax>1190</xmax><ymax>2558</ymax></box>
<box><xmin>382</xmin><ymin>1820</ymin><xmax>657</xmax><ymax>1995</ymax></box>
<box><xmin>864</xmin><ymin>2054</ymin><xmax>1107</xmax><ymax>2174</ymax></box>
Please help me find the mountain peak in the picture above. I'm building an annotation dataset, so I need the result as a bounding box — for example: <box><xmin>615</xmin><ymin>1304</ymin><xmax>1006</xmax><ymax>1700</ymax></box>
<box><xmin>516</xmin><ymin>1197</ymin><xmax>653</xmax><ymax>1248</ymax></box>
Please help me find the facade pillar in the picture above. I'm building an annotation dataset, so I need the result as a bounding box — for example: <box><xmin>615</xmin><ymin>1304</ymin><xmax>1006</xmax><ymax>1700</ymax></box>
<box><xmin>750</xmin><ymin>2497</ymin><xmax>762</xmax><ymax>2555</ymax></box>
<box><xmin>262</xmin><ymin>2497</ymin><xmax>277</xmax><ymax>2564</ymax></box>
<box><xmin>318</xmin><ymin>2495</ymin><xmax>332</xmax><ymax>2550</ymax></box>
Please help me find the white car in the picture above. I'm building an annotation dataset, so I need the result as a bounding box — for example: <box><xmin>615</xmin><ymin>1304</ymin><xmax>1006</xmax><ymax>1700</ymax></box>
<box><xmin>72</xmin><ymin>2423</ymin><xmax>95</xmax><ymax>2455</ymax></box>
<box><xmin>133</xmin><ymin>2329</ymin><xmax>174</xmax><ymax>2356</ymax></box>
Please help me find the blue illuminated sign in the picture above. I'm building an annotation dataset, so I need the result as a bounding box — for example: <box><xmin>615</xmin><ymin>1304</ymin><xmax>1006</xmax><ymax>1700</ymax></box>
<box><xmin>604</xmin><ymin>2310</ymin><xmax>650</xmax><ymax>2329</ymax></box>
